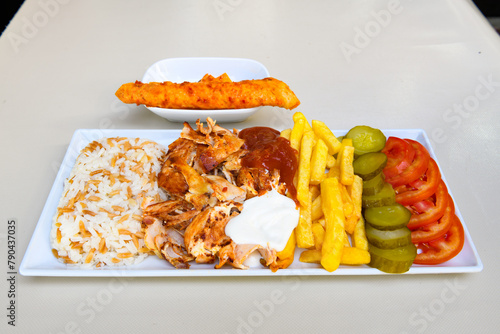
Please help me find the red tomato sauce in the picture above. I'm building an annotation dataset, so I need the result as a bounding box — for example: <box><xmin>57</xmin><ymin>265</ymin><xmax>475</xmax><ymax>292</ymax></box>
<box><xmin>238</xmin><ymin>127</ymin><xmax>298</xmax><ymax>199</ymax></box>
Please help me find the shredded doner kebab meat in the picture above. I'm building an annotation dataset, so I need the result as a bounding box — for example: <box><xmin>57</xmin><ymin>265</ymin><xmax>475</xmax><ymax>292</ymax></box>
<box><xmin>142</xmin><ymin>117</ymin><xmax>283</xmax><ymax>269</ymax></box>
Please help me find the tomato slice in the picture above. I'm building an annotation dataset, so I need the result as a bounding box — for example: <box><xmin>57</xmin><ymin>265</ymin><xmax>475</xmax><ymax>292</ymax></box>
<box><xmin>410</xmin><ymin>197</ymin><xmax>454</xmax><ymax>243</ymax></box>
<box><xmin>382</xmin><ymin>137</ymin><xmax>416</xmax><ymax>178</ymax></box>
<box><xmin>385</xmin><ymin>139</ymin><xmax>430</xmax><ymax>188</ymax></box>
<box><xmin>406</xmin><ymin>180</ymin><xmax>449</xmax><ymax>230</ymax></box>
<box><xmin>394</xmin><ymin>158</ymin><xmax>441</xmax><ymax>206</ymax></box>
<box><xmin>413</xmin><ymin>217</ymin><xmax>464</xmax><ymax>265</ymax></box>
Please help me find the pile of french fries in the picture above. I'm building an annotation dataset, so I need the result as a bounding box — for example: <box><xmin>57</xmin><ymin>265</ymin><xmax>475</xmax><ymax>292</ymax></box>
<box><xmin>277</xmin><ymin>112</ymin><xmax>370</xmax><ymax>272</ymax></box>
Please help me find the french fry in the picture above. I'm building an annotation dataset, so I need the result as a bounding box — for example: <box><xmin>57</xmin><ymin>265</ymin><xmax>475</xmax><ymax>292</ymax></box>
<box><xmin>343</xmin><ymin>230</ymin><xmax>351</xmax><ymax>247</ymax></box>
<box><xmin>335</xmin><ymin>138</ymin><xmax>353</xmax><ymax>167</ymax></box>
<box><xmin>297</xmin><ymin>130</ymin><xmax>315</xmax><ymax>207</ymax></box>
<box><xmin>340</xmin><ymin>247</ymin><xmax>370</xmax><ymax>265</ymax></box>
<box><xmin>312</xmin><ymin>222</ymin><xmax>325</xmax><ymax>251</ymax></box>
<box><xmin>280</xmin><ymin>128</ymin><xmax>292</xmax><ymax>140</ymax></box>
<box><xmin>272</xmin><ymin>232</ymin><xmax>296</xmax><ymax>271</ymax></box>
<box><xmin>320</xmin><ymin>177</ymin><xmax>345</xmax><ymax>272</ymax></box>
<box><xmin>299</xmin><ymin>249</ymin><xmax>322</xmax><ymax>263</ymax></box>
<box><xmin>309</xmin><ymin>185</ymin><xmax>320</xmax><ymax>201</ymax></box>
<box><xmin>299</xmin><ymin>248</ymin><xmax>370</xmax><ymax>265</ymax></box>
<box><xmin>293</xmin><ymin>111</ymin><xmax>313</xmax><ymax>132</ymax></box>
<box><xmin>277</xmin><ymin>230</ymin><xmax>296</xmax><ymax>260</ymax></box>
<box><xmin>311</xmin><ymin>120</ymin><xmax>342</xmax><ymax>155</ymax></box>
<box><xmin>271</xmin><ymin>255</ymin><xmax>295</xmax><ymax>272</ymax></box>
<box><xmin>341</xmin><ymin>137</ymin><xmax>353</xmax><ymax>147</ymax></box>
<box><xmin>295</xmin><ymin>191</ymin><xmax>314</xmax><ymax>249</ymax></box>
<box><xmin>327</xmin><ymin>165</ymin><xmax>341</xmax><ymax>180</ymax></box>
<box><xmin>310</xmin><ymin>138</ymin><xmax>329</xmax><ymax>185</ymax></box>
<box><xmin>339</xmin><ymin>145</ymin><xmax>355</xmax><ymax>186</ymax></box>
<box><xmin>340</xmin><ymin>184</ymin><xmax>354</xmax><ymax>218</ymax></box>
<box><xmin>348</xmin><ymin>175</ymin><xmax>363</xmax><ymax>201</ymax></box>
<box><xmin>311</xmin><ymin>194</ymin><xmax>324</xmax><ymax>221</ymax></box>
<box><xmin>292</xmin><ymin>113</ymin><xmax>364</xmax><ymax>271</ymax></box>
<box><xmin>345</xmin><ymin>175</ymin><xmax>363</xmax><ymax>234</ymax></box>
<box><xmin>351</xmin><ymin>216</ymin><xmax>369</xmax><ymax>251</ymax></box>
<box><xmin>326</xmin><ymin>154</ymin><xmax>336</xmax><ymax>168</ymax></box>
<box><xmin>289</xmin><ymin>118</ymin><xmax>305</xmax><ymax>152</ymax></box>
<box><xmin>345</xmin><ymin>216</ymin><xmax>358</xmax><ymax>236</ymax></box>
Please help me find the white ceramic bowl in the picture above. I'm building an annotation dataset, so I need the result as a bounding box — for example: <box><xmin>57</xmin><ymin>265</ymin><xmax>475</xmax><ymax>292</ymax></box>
<box><xmin>141</xmin><ymin>57</ymin><xmax>270</xmax><ymax>123</ymax></box>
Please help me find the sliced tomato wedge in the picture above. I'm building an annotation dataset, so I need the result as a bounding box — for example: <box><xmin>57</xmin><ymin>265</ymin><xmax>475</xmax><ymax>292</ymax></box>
<box><xmin>411</xmin><ymin>197</ymin><xmax>454</xmax><ymax>243</ymax></box>
<box><xmin>394</xmin><ymin>158</ymin><xmax>441</xmax><ymax>206</ymax></box>
<box><xmin>385</xmin><ymin>139</ymin><xmax>430</xmax><ymax>188</ymax></box>
<box><xmin>413</xmin><ymin>217</ymin><xmax>464</xmax><ymax>265</ymax></box>
<box><xmin>382</xmin><ymin>137</ymin><xmax>416</xmax><ymax>178</ymax></box>
<box><xmin>406</xmin><ymin>180</ymin><xmax>449</xmax><ymax>230</ymax></box>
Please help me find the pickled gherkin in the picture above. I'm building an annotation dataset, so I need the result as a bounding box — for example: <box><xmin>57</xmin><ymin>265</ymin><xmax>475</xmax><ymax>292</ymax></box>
<box><xmin>353</xmin><ymin>152</ymin><xmax>387</xmax><ymax>181</ymax></box>
<box><xmin>362</xmin><ymin>172</ymin><xmax>385</xmax><ymax>196</ymax></box>
<box><xmin>345</xmin><ymin>125</ymin><xmax>386</xmax><ymax>157</ymax></box>
<box><xmin>364</xmin><ymin>203</ymin><xmax>411</xmax><ymax>230</ymax></box>
<box><xmin>365</xmin><ymin>225</ymin><xmax>412</xmax><ymax>249</ymax></box>
<box><xmin>362</xmin><ymin>183</ymin><xmax>395</xmax><ymax>208</ymax></box>
<box><xmin>368</xmin><ymin>243</ymin><xmax>417</xmax><ymax>274</ymax></box>
<box><xmin>350</xmin><ymin>125</ymin><xmax>418</xmax><ymax>273</ymax></box>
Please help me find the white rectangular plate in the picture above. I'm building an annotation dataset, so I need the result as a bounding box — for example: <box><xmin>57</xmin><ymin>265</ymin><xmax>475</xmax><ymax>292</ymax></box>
<box><xmin>20</xmin><ymin>129</ymin><xmax>483</xmax><ymax>276</ymax></box>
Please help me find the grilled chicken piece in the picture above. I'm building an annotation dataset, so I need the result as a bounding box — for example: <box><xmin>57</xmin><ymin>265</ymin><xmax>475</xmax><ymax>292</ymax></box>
<box><xmin>143</xmin><ymin>199</ymin><xmax>199</xmax><ymax>230</ymax></box>
<box><xmin>223</xmin><ymin>149</ymin><xmax>246</xmax><ymax>173</ymax></box>
<box><xmin>159</xmin><ymin>228</ymin><xmax>194</xmax><ymax>269</ymax></box>
<box><xmin>166</xmin><ymin>137</ymin><xmax>199</xmax><ymax>165</ymax></box>
<box><xmin>236</xmin><ymin>167</ymin><xmax>274</xmax><ymax>198</ymax></box>
<box><xmin>181</xmin><ymin>118</ymin><xmax>240</xmax><ymax>147</ymax></box>
<box><xmin>184</xmin><ymin>193</ymin><xmax>211</xmax><ymax>211</ymax></box>
<box><xmin>144</xmin><ymin>218</ymin><xmax>167</xmax><ymax>258</ymax></box>
<box><xmin>204</xmin><ymin>175</ymin><xmax>246</xmax><ymax>203</ymax></box>
<box><xmin>181</xmin><ymin>122</ymin><xmax>211</xmax><ymax>146</ymax></box>
<box><xmin>215</xmin><ymin>242</ymin><xmax>278</xmax><ymax>270</ymax></box>
<box><xmin>184</xmin><ymin>202</ymin><xmax>241</xmax><ymax>264</ymax></box>
<box><xmin>159</xmin><ymin>118</ymin><xmax>243</xmax><ymax>195</ymax></box>
<box><xmin>158</xmin><ymin>137</ymin><xmax>201</xmax><ymax>195</ymax></box>
<box><xmin>216</xmin><ymin>242</ymin><xmax>261</xmax><ymax>269</ymax></box>
<box><xmin>143</xmin><ymin>199</ymin><xmax>191</xmax><ymax>216</ymax></box>
<box><xmin>158</xmin><ymin>165</ymin><xmax>189</xmax><ymax>198</ymax></box>
<box><xmin>199</xmin><ymin>133</ymin><xmax>244</xmax><ymax>173</ymax></box>
<box><xmin>143</xmin><ymin>218</ymin><xmax>193</xmax><ymax>269</ymax></box>
<box><xmin>220</xmin><ymin>149</ymin><xmax>247</xmax><ymax>184</ymax></box>
<box><xmin>236</xmin><ymin>167</ymin><xmax>259</xmax><ymax>198</ymax></box>
<box><xmin>258</xmin><ymin>245</ymin><xmax>278</xmax><ymax>267</ymax></box>
<box><xmin>188</xmin><ymin>119</ymin><xmax>245</xmax><ymax>173</ymax></box>
<box><xmin>200</xmin><ymin>117</ymin><xmax>234</xmax><ymax>137</ymax></box>
<box><xmin>173</xmin><ymin>158</ymin><xmax>211</xmax><ymax>195</ymax></box>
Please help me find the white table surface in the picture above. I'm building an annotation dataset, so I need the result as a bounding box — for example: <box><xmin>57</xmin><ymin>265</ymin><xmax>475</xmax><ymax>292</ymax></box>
<box><xmin>1</xmin><ymin>0</ymin><xmax>499</xmax><ymax>333</ymax></box>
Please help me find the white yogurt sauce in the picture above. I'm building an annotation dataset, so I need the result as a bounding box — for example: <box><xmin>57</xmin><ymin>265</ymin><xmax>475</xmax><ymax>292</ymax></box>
<box><xmin>225</xmin><ymin>188</ymin><xmax>299</xmax><ymax>252</ymax></box>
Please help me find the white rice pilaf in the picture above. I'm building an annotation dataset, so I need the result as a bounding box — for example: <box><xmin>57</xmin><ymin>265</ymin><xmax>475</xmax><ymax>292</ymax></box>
<box><xmin>50</xmin><ymin>137</ymin><xmax>166</xmax><ymax>268</ymax></box>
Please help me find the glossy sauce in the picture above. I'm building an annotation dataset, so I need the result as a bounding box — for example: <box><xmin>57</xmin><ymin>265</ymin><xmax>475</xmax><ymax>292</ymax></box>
<box><xmin>238</xmin><ymin>127</ymin><xmax>298</xmax><ymax>199</ymax></box>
